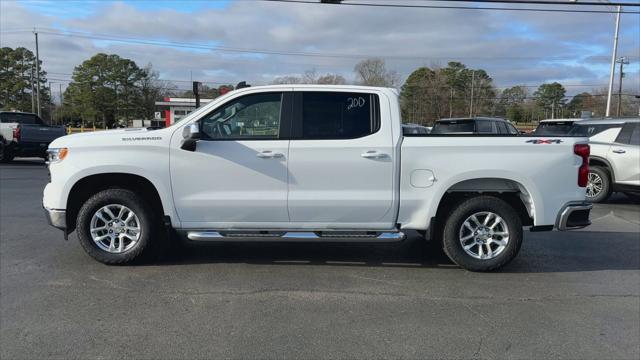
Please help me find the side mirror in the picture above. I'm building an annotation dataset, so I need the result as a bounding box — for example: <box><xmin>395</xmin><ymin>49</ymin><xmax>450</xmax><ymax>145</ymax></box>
<box><xmin>181</xmin><ymin>123</ymin><xmax>200</xmax><ymax>151</ymax></box>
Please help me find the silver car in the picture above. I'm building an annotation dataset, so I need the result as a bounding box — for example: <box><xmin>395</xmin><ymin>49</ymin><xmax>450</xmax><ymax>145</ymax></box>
<box><xmin>569</xmin><ymin>118</ymin><xmax>640</xmax><ymax>202</ymax></box>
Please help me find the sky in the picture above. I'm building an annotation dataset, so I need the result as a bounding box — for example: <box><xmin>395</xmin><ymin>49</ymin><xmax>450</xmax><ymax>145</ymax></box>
<box><xmin>1</xmin><ymin>0</ymin><xmax>639</xmax><ymax>99</ymax></box>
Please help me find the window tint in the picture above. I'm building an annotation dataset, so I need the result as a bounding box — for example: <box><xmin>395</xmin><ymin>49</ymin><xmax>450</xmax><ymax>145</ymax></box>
<box><xmin>507</xmin><ymin>123</ymin><xmax>519</xmax><ymax>135</ymax></box>
<box><xmin>495</xmin><ymin>121</ymin><xmax>508</xmax><ymax>134</ymax></box>
<box><xmin>431</xmin><ymin>120</ymin><xmax>475</xmax><ymax>134</ymax></box>
<box><xmin>534</xmin><ymin>122</ymin><xmax>573</xmax><ymax>135</ymax></box>
<box><xmin>0</xmin><ymin>113</ymin><xmax>40</xmax><ymax>124</ymax></box>
<box><xmin>200</xmin><ymin>93</ymin><xmax>282</xmax><ymax>140</ymax></box>
<box><xmin>616</xmin><ymin>122</ymin><xmax>640</xmax><ymax>145</ymax></box>
<box><xmin>476</xmin><ymin>120</ymin><xmax>493</xmax><ymax>134</ymax></box>
<box><xmin>569</xmin><ymin>123</ymin><xmax>621</xmax><ymax>137</ymax></box>
<box><xmin>300</xmin><ymin>92</ymin><xmax>378</xmax><ymax>139</ymax></box>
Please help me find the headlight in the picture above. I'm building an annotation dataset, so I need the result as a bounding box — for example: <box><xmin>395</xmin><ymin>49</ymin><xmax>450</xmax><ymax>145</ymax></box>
<box><xmin>46</xmin><ymin>148</ymin><xmax>68</xmax><ymax>164</ymax></box>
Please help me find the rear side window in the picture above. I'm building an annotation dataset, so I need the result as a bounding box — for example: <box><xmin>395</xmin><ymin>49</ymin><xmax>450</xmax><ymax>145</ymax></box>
<box><xmin>299</xmin><ymin>92</ymin><xmax>379</xmax><ymax>140</ymax></box>
<box><xmin>432</xmin><ymin>120</ymin><xmax>475</xmax><ymax>134</ymax></box>
<box><xmin>569</xmin><ymin>124</ymin><xmax>621</xmax><ymax>137</ymax></box>
<box><xmin>476</xmin><ymin>120</ymin><xmax>493</xmax><ymax>134</ymax></box>
<box><xmin>506</xmin><ymin>123</ymin><xmax>519</xmax><ymax>135</ymax></box>
<box><xmin>616</xmin><ymin>123</ymin><xmax>640</xmax><ymax>145</ymax></box>
<box><xmin>495</xmin><ymin>121</ymin><xmax>508</xmax><ymax>134</ymax></box>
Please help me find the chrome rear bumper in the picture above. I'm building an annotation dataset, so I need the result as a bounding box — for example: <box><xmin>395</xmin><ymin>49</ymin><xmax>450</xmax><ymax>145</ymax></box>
<box><xmin>556</xmin><ymin>201</ymin><xmax>592</xmax><ymax>231</ymax></box>
<box><xmin>44</xmin><ymin>207</ymin><xmax>66</xmax><ymax>230</ymax></box>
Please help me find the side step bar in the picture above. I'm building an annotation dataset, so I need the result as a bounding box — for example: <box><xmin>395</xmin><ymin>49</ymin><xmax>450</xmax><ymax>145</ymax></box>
<box><xmin>186</xmin><ymin>231</ymin><xmax>406</xmax><ymax>242</ymax></box>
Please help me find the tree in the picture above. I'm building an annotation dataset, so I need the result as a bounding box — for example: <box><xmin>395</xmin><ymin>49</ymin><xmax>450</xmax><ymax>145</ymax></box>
<box><xmin>0</xmin><ymin>47</ymin><xmax>50</xmax><ymax>116</ymax></box>
<box><xmin>272</xmin><ymin>70</ymin><xmax>346</xmax><ymax>85</ymax></box>
<box><xmin>63</xmin><ymin>53</ymin><xmax>150</xmax><ymax>127</ymax></box>
<box><xmin>399</xmin><ymin>62</ymin><xmax>497</xmax><ymax>124</ymax></box>
<box><xmin>354</xmin><ymin>58</ymin><xmax>399</xmax><ymax>87</ymax></box>
<box><xmin>498</xmin><ymin>86</ymin><xmax>528</xmax><ymax>121</ymax></box>
<box><xmin>533</xmin><ymin>82</ymin><xmax>566</xmax><ymax>119</ymax></box>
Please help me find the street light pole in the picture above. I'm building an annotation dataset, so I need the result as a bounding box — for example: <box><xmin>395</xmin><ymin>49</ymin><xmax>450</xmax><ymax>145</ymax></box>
<box><xmin>605</xmin><ymin>5</ymin><xmax>621</xmax><ymax>117</ymax></box>
<box><xmin>34</xmin><ymin>31</ymin><xmax>41</xmax><ymax>117</ymax></box>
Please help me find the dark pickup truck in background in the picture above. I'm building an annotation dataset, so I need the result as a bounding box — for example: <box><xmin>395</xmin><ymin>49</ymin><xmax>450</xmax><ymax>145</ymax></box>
<box><xmin>0</xmin><ymin>111</ymin><xmax>66</xmax><ymax>162</ymax></box>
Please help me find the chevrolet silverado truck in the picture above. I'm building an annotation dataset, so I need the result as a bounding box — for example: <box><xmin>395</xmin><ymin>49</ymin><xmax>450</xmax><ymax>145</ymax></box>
<box><xmin>43</xmin><ymin>85</ymin><xmax>592</xmax><ymax>271</ymax></box>
<box><xmin>0</xmin><ymin>111</ymin><xmax>66</xmax><ymax>162</ymax></box>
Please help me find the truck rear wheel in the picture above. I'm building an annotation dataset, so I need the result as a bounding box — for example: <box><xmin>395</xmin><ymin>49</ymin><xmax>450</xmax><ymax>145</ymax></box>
<box><xmin>76</xmin><ymin>188</ymin><xmax>164</xmax><ymax>264</ymax></box>
<box><xmin>442</xmin><ymin>196</ymin><xmax>523</xmax><ymax>272</ymax></box>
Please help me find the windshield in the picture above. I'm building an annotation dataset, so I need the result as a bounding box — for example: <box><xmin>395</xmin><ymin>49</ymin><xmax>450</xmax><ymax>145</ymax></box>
<box><xmin>431</xmin><ymin>120</ymin><xmax>475</xmax><ymax>134</ymax></box>
<box><xmin>568</xmin><ymin>123</ymin><xmax>621</xmax><ymax>137</ymax></box>
<box><xmin>534</xmin><ymin>122</ymin><xmax>573</xmax><ymax>135</ymax></box>
<box><xmin>0</xmin><ymin>113</ymin><xmax>40</xmax><ymax>124</ymax></box>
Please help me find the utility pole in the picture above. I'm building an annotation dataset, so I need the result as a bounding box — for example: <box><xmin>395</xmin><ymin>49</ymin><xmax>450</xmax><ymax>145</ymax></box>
<box><xmin>59</xmin><ymin>83</ymin><xmax>63</xmax><ymax>126</ymax></box>
<box><xmin>469</xmin><ymin>70</ymin><xmax>475</xmax><ymax>117</ymax></box>
<box><xmin>48</xmin><ymin>82</ymin><xmax>53</xmax><ymax>125</ymax></box>
<box><xmin>606</xmin><ymin>5</ymin><xmax>621</xmax><ymax>117</ymax></box>
<box><xmin>616</xmin><ymin>56</ymin><xmax>629</xmax><ymax>117</ymax></box>
<box><xmin>34</xmin><ymin>31</ymin><xmax>41</xmax><ymax>117</ymax></box>
<box><xmin>193</xmin><ymin>81</ymin><xmax>201</xmax><ymax>108</ymax></box>
<box><xmin>30</xmin><ymin>65</ymin><xmax>35</xmax><ymax>113</ymax></box>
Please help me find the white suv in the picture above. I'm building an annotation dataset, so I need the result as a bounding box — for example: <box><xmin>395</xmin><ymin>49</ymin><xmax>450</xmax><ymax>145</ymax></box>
<box><xmin>570</xmin><ymin>118</ymin><xmax>640</xmax><ymax>202</ymax></box>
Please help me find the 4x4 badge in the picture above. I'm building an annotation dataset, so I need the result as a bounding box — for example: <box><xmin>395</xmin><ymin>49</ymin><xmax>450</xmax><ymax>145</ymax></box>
<box><xmin>526</xmin><ymin>139</ymin><xmax>563</xmax><ymax>144</ymax></box>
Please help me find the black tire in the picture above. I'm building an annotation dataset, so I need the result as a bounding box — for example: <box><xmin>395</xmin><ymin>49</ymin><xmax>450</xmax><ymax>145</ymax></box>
<box><xmin>0</xmin><ymin>143</ymin><xmax>14</xmax><ymax>163</ymax></box>
<box><xmin>586</xmin><ymin>166</ymin><xmax>611</xmax><ymax>203</ymax></box>
<box><xmin>442</xmin><ymin>196</ymin><xmax>523</xmax><ymax>272</ymax></box>
<box><xmin>76</xmin><ymin>188</ymin><xmax>165</xmax><ymax>264</ymax></box>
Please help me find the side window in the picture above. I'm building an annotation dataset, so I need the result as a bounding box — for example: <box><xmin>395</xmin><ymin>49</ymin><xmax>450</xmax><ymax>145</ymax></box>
<box><xmin>300</xmin><ymin>92</ymin><xmax>379</xmax><ymax>140</ymax></box>
<box><xmin>507</xmin><ymin>123</ymin><xmax>519</xmax><ymax>135</ymax></box>
<box><xmin>614</xmin><ymin>123</ymin><xmax>638</xmax><ymax>145</ymax></box>
<box><xmin>200</xmin><ymin>93</ymin><xmax>282</xmax><ymax>140</ymax></box>
<box><xmin>629</xmin><ymin>123</ymin><xmax>640</xmax><ymax>146</ymax></box>
<box><xmin>496</xmin><ymin>121</ymin><xmax>508</xmax><ymax>134</ymax></box>
<box><xmin>476</xmin><ymin>120</ymin><xmax>493</xmax><ymax>134</ymax></box>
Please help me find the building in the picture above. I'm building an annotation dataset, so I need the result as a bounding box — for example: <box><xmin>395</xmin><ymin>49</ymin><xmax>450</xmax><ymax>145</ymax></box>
<box><xmin>154</xmin><ymin>97</ymin><xmax>214</xmax><ymax>127</ymax></box>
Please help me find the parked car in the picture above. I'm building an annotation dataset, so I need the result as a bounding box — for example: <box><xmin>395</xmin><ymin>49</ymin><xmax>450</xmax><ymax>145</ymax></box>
<box><xmin>534</xmin><ymin>118</ymin><xmax>583</xmax><ymax>136</ymax></box>
<box><xmin>43</xmin><ymin>85</ymin><xmax>591</xmax><ymax>271</ymax></box>
<box><xmin>0</xmin><ymin>111</ymin><xmax>67</xmax><ymax>162</ymax></box>
<box><xmin>402</xmin><ymin>123</ymin><xmax>430</xmax><ymax>135</ymax></box>
<box><xmin>570</xmin><ymin>118</ymin><xmax>640</xmax><ymax>203</ymax></box>
<box><xmin>431</xmin><ymin>117</ymin><xmax>519</xmax><ymax>135</ymax></box>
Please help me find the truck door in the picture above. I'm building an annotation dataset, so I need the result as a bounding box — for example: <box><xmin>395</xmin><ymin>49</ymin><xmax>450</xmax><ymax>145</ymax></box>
<box><xmin>170</xmin><ymin>91</ymin><xmax>293</xmax><ymax>228</ymax></box>
<box><xmin>608</xmin><ymin>122</ymin><xmax>640</xmax><ymax>186</ymax></box>
<box><xmin>286</xmin><ymin>90</ymin><xmax>396</xmax><ymax>229</ymax></box>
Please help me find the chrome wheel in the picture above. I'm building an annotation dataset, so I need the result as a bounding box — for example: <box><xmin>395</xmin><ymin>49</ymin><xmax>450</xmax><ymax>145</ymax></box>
<box><xmin>90</xmin><ymin>204</ymin><xmax>141</xmax><ymax>253</ymax></box>
<box><xmin>586</xmin><ymin>172</ymin><xmax>603</xmax><ymax>198</ymax></box>
<box><xmin>459</xmin><ymin>211</ymin><xmax>509</xmax><ymax>260</ymax></box>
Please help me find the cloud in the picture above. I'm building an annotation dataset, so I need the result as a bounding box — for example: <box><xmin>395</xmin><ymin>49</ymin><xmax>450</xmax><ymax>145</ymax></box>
<box><xmin>1</xmin><ymin>0</ymin><xmax>638</xmax><ymax>96</ymax></box>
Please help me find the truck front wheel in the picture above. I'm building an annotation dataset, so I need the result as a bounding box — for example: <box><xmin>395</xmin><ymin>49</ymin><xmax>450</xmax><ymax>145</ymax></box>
<box><xmin>442</xmin><ymin>196</ymin><xmax>523</xmax><ymax>272</ymax></box>
<box><xmin>76</xmin><ymin>188</ymin><xmax>163</xmax><ymax>264</ymax></box>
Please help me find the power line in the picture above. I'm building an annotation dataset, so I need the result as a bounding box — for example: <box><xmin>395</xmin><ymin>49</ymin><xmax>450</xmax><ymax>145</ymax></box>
<box><xmin>264</xmin><ymin>0</ymin><xmax>640</xmax><ymax>13</ymax></box>
<box><xmin>2</xmin><ymin>27</ymin><xmax>634</xmax><ymax>62</ymax></box>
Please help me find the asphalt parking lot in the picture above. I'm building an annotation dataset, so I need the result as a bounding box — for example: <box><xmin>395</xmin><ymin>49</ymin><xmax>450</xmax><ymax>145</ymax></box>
<box><xmin>1</xmin><ymin>159</ymin><xmax>639</xmax><ymax>359</ymax></box>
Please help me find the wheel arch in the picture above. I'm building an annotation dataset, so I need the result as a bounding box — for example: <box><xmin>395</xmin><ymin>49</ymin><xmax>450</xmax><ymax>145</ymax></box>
<box><xmin>65</xmin><ymin>172</ymin><xmax>168</xmax><ymax>233</ymax></box>
<box><xmin>589</xmin><ymin>156</ymin><xmax>615</xmax><ymax>182</ymax></box>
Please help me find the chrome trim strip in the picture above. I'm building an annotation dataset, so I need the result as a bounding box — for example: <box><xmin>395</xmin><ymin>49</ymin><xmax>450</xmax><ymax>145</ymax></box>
<box><xmin>556</xmin><ymin>201</ymin><xmax>592</xmax><ymax>231</ymax></box>
<box><xmin>187</xmin><ymin>231</ymin><xmax>223</xmax><ymax>241</ymax></box>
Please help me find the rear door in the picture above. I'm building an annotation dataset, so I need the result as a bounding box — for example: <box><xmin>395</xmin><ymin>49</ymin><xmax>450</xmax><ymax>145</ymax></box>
<box><xmin>608</xmin><ymin>122</ymin><xmax>640</xmax><ymax>186</ymax></box>
<box><xmin>287</xmin><ymin>90</ymin><xmax>396</xmax><ymax>229</ymax></box>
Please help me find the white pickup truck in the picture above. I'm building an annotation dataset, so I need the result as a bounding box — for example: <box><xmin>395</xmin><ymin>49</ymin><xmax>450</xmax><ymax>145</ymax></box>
<box><xmin>43</xmin><ymin>85</ymin><xmax>592</xmax><ymax>271</ymax></box>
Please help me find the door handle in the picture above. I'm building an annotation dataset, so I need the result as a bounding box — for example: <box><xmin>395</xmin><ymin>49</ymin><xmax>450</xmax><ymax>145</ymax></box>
<box><xmin>361</xmin><ymin>150</ymin><xmax>387</xmax><ymax>159</ymax></box>
<box><xmin>612</xmin><ymin>149</ymin><xmax>626</xmax><ymax>154</ymax></box>
<box><xmin>256</xmin><ymin>150</ymin><xmax>284</xmax><ymax>159</ymax></box>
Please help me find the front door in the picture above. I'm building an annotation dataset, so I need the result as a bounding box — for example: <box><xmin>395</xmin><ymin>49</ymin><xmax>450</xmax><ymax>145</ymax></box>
<box><xmin>286</xmin><ymin>90</ymin><xmax>396</xmax><ymax>229</ymax></box>
<box><xmin>170</xmin><ymin>91</ymin><xmax>292</xmax><ymax>228</ymax></box>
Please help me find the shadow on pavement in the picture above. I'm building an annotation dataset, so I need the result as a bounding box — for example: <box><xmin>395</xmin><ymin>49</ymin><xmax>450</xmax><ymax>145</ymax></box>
<box><xmin>1</xmin><ymin>158</ymin><xmax>46</xmax><ymax>166</ymax></box>
<box><xmin>146</xmin><ymin>230</ymin><xmax>639</xmax><ymax>273</ymax></box>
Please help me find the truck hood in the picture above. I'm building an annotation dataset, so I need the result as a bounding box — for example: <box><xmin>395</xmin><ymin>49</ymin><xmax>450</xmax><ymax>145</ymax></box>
<box><xmin>48</xmin><ymin>127</ymin><xmax>166</xmax><ymax>148</ymax></box>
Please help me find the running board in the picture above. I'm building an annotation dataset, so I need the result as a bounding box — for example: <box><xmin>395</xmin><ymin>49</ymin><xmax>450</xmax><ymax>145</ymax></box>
<box><xmin>185</xmin><ymin>231</ymin><xmax>405</xmax><ymax>242</ymax></box>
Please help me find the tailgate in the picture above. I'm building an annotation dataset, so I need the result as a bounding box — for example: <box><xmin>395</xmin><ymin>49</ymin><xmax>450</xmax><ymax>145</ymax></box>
<box><xmin>19</xmin><ymin>125</ymin><xmax>66</xmax><ymax>143</ymax></box>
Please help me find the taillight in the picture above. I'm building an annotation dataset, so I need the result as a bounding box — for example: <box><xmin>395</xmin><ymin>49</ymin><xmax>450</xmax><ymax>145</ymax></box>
<box><xmin>12</xmin><ymin>126</ymin><xmax>20</xmax><ymax>141</ymax></box>
<box><xmin>574</xmin><ymin>144</ymin><xmax>590</xmax><ymax>187</ymax></box>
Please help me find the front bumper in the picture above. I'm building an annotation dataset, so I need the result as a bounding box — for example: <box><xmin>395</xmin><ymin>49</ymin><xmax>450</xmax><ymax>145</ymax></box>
<box><xmin>44</xmin><ymin>206</ymin><xmax>66</xmax><ymax>230</ymax></box>
<box><xmin>556</xmin><ymin>201</ymin><xmax>592</xmax><ymax>231</ymax></box>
